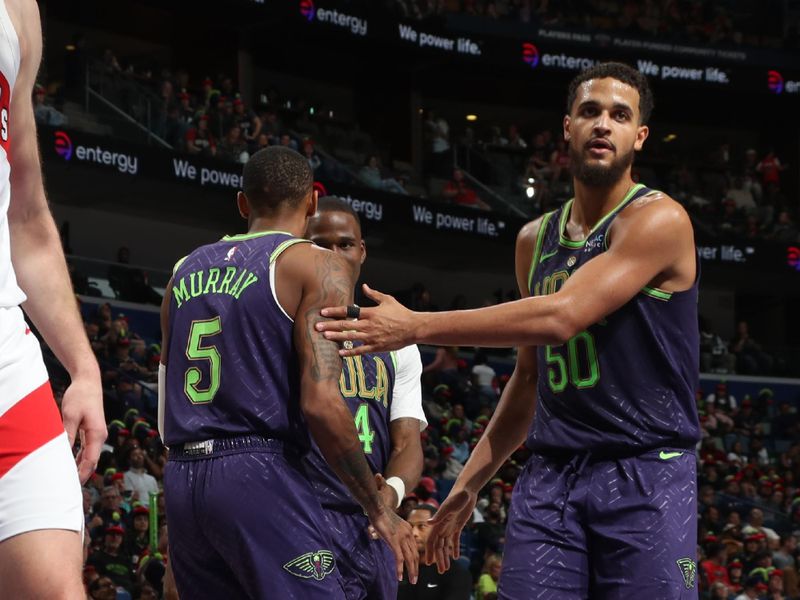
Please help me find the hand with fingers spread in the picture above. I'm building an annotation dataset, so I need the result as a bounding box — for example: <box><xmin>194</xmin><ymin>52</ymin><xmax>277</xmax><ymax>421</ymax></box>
<box><xmin>368</xmin><ymin>504</ymin><xmax>419</xmax><ymax>585</ymax></box>
<box><xmin>317</xmin><ymin>284</ymin><xmax>420</xmax><ymax>356</ymax></box>
<box><xmin>424</xmin><ymin>488</ymin><xmax>477</xmax><ymax>574</ymax></box>
<box><xmin>61</xmin><ymin>373</ymin><xmax>107</xmax><ymax>483</ymax></box>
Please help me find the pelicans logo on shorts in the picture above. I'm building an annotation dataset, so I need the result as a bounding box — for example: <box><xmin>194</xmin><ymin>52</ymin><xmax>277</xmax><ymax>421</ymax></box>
<box><xmin>283</xmin><ymin>550</ymin><xmax>336</xmax><ymax>581</ymax></box>
<box><xmin>676</xmin><ymin>558</ymin><xmax>696</xmax><ymax>589</ymax></box>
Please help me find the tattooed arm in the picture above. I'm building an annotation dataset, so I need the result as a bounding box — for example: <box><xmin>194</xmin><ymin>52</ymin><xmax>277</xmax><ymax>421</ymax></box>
<box><xmin>278</xmin><ymin>244</ymin><xmax>419</xmax><ymax>583</ymax></box>
<box><xmin>292</xmin><ymin>247</ymin><xmax>382</xmax><ymax>513</ymax></box>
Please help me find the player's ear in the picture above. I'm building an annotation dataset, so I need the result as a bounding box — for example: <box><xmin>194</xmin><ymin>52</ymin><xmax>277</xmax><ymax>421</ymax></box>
<box><xmin>634</xmin><ymin>124</ymin><xmax>649</xmax><ymax>151</ymax></box>
<box><xmin>306</xmin><ymin>189</ymin><xmax>319</xmax><ymax>218</ymax></box>
<box><xmin>563</xmin><ymin>115</ymin><xmax>571</xmax><ymax>142</ymax></box>
<box><xmin>236</xmin><ymin>191</ymin><xmax>250</xmax><ymax>220</ymax></box>
<box><xmin>359</xmin><ymin>240</ymin><xmax>366</xmax><ymax>265</ymax></box>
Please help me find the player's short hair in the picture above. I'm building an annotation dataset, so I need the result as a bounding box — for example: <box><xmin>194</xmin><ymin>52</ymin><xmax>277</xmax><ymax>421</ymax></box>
<box><xmin>242</xmin><ymin>147</ymin><xmax>313</xmax><ymax>214</ymax></box>
<box><xmin>566</xmin><ymin>62</ymin><xmax>654</xmax><ymax>124</ymax></box>
<box><xmin>317</xmin><ymin>196</ymin><xmax>362</xmax><ymax>231</ymax></box>
<box><xmin>413</xmin><ymin>503</ymin><xmax>438</xmax><ymax>517</ymax></box>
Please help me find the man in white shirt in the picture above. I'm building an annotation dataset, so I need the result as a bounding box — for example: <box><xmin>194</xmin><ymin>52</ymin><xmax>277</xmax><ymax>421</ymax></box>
<box><xmin>123</xmin><ymin>447</ymin><xmax>159</xmax><ymax>503</ymax></box>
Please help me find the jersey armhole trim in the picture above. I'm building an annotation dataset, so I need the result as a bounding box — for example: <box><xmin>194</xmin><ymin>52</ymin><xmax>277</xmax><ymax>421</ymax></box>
<box><xmin>268</xmin><ymin>239</ymin><xmax>313</xmax><ymax>322</ymax></box>
<box><xmin>640</xmin><ymin>285</ymin><xmax>672</xmax><ymax>301</ymax></box>
<box><xmin>172</xmin><ymin>256</ymin><xmax>188</xmax><ymax>276</ymax></box>
<box><xmin>269</xmin><ymin>239</ymin><xmax>311</xmax><ymax>264</ymax></box>
<box><xmin>527</xmin><ymin>212</ymin><xmax>553</xmax><ymax>293</ymax></box>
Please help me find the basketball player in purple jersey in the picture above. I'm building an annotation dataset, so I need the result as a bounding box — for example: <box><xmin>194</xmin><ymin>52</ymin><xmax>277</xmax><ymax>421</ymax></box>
<box><xmin>318</xmin><ymin>63</ymin><xmax>701</xmax><ymax>599</ymax></box>
<box><xmin>303</xmin><ymin>197</ymin><xmax>426</xmax><ymax>599</ymax></box>
<box><xmin>159</xmin><ymin>147</ymin><xmax>417</xmax><ymax>599</ymax></box>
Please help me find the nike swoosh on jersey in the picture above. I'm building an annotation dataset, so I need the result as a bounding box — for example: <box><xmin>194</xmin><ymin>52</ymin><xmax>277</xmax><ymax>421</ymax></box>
<box><xmin>427</xmin><ymin>583</ymin><xmax>439</xmax><ymax>588</ymax></box>
<box><xmin>659</xmin><ymin>451</ymin><xmax>683</xmax><ymax>460</ymax></box>
<box><xmin>539</xmin><ymin>249</ymin><xmax>558</xmax><ymax>263</ymax></box>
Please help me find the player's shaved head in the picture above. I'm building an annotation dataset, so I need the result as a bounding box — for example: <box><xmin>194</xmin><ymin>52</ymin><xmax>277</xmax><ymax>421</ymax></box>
<box><xmin>242</xmin><ymin>147</ymin><xmax>313</xmax><ymax>214</ymax></box>
<box><xmin>317</xmin><ymin>196</ymin><xmax>362</xmax><ymax>234</ymax></box>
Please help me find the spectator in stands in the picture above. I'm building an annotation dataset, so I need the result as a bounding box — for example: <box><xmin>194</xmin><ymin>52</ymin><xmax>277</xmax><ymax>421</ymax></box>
<box><xmin>744</xmin><ymin>508</ymin><xmax>780</xmax><ymax>544</ymax></box>
<box><xmin>700</xmin><ymin>317</ymin><xmax>737</xmax><ymax>374</ymax></box>
<box><xmin>702</xmin><ymin>543</ymin><xmax>733</xmax><ymax>588</ymax></box>
<box><xmin>254</xmin><ymin>132</ymin><xmax>270</xmax><ymax>152</ymax></box>
<box><xmin>124</xmin><ymin>447</ymin><xmax>159</xmax><ymax>503</ymax></box>
<box><xmin>506</xmin><ymin>124</ymin><xmax>527</xmax><ymax>149</ymax></box>
<box><xmin>233</xmin><ymin>97</ymin><xmax>261</xmax><ymax>151</ymax></box>
<box><xmin>126</xmin><ymin>505</ymin><xmax>151</xmax><ymax>564</ymax></box>
<box><xmin>87</xmin><ymin>576</ymin><xmax>117</xmax><ymax>600</ymax></box>
<box><xmin>768</xmin><ymin>211</ymin><xmax>799</xmax><ymax>244</ymax></box>
<box><xmin>756</xmin><ymin>149</ymin><xmax>787</xmax><ymax>189</ymax></box>
<box><xmin>397</xmin><ymin>504</ymin><xmax>471</xmax><ymax>600</ymax></box>
<box><xmin>33</xmin><ymin>83</ymin><xmax>67</xmax><ymax>126</ymax></box>
<box><xmin>424</xmin><ymin>109</ymin><xmax>451</xmax><ymax>176</ymax></box>
<box><xmin>442</xmin><ymin>168</ymin><xmax>490</xmax><ymax>210</ymax></box>
<box><xmin>358</xmin><ymin>155</ymin><xmax>408</xmax><ymax>195</ymax></box>
<box><xmin>475</xmin><ymin>500</ymin><xmax>505</xmax><ymax>557</ymax></box>
<box><xmin>471</xmin><ymin>350</ymin><xmax>497</xmax><ymax>409</ymax></box>
<box><xmin>732</xmin><ymin>321</ymin><xmax>775</xmax><ymax>375</ymax></box>
<box><xmin>279</xmin><ymin>133</ymin><xmax>298</xmax><ymax>151</ymax></box>
<box><xmin>476</xmin><ymin>553</ymin><xmax>502</xmax><ymax>600</ymax></box>
<box><xmin>107</xmin><ymin>247</ymin><xmax>162</xmax><ymax>305</ymax></box>
<box><xmin>302</xmin><ymin>139</ymin><xmax>322</xmax><ymax>174</ymax></box>
<box><xmin>549</xmin><ymin>137</ymin><xmax>571</xmax><ymax>184</ymax></box>
<box><xmin>185</xmin><ymin>114</ymin><xmax>216</xmax><ymax>157</ymax></box>
<box><xmin>772</xmin><ymin>535</ymin><xmax>797</xmax><ymax>570</ymax></box>
<box><xmin>87</xmin><ymin>523</ymin><xmax>133</xmax><ymax>592</ymax></box>
<box><xmin>726</xmin><ymin>177</ymin><xmax>758</xmax><ymax>214</ymax></box>
<box><xmin>735</xmin><ymin>575</ymin><xmax>769</xmax><ymax>600</ymax></box>
<box><xmin>707</xmin><ymin>381</ymin><xmax>738</xmax><ymax>412</ymax></box>
<box><xmin>217</xmin><ymin>124</ymin><xmax>249</xmax><ymax>164</ymax></box>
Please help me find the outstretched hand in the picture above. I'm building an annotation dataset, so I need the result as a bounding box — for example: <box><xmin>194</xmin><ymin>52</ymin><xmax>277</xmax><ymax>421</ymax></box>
<box><xmin>316</xmin><ymin>284</ymin><xmax>419</xmax><ymax>356</ymax></box>
<box><xmin>424</xmin><ymin>488</ymin><xmax>477</xmax><ymax>574</ymax></box>
<box><xmin>368</xmin><ymin>505</ymin><xmax>419</xmax><ymax>585</ymax></box>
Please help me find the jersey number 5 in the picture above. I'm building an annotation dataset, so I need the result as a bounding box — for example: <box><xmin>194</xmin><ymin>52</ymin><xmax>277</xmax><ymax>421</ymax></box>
<box><xmin>184</xmin><ymin>317</ymin><xmax>222</xmax><ymax>404</ymax></box>
<box><xmin>545</xmin><ymin>330</ymin><xmax>599</xmax><ymax>393</ymax></box>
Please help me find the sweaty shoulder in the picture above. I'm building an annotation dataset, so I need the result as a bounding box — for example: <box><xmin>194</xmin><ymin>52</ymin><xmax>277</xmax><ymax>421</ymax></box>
<box><xmin>609</xmin><ymin>190</ymin><xmax>693</xmax><ymax>246</ymax></box>
<box><xmin>609</xmin><ymin>190</ymin><xmax>696</xmax><ymax>291</ymax></box>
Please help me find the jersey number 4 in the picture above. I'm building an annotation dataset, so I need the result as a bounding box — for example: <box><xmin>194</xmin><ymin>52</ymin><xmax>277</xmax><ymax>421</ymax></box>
<box><xmin>184</xmin><ymin>317</ymin><xmax>222</xmax><ymax>404</ymax></box>
<box><xmin>354</xmin><ymin>403</ymin><xmax>374</xmax><ymax>454</ymax></box>
<box><xmin>545</xmin><ymin>330</ymin><xmax>599</xmax><ymax>393</ymax></box>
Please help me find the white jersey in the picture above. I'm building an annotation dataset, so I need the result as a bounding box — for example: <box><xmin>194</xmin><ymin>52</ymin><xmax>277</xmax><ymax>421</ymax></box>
<box><xmin>0</xmin><ymin>0</ymin><xmax>23</xmax><ymax>309</ymax></box>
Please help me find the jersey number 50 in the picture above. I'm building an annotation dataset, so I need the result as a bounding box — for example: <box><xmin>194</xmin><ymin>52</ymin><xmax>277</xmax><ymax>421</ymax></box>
<box><xmin>545</xmin><ymin>331</ymin><xmax>599</xmax><ymax>392</ymax></box>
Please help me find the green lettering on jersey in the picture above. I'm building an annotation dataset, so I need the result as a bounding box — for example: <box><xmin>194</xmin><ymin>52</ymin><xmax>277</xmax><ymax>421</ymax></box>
<box><xmin>203</xmin><ymin>267</ymin><xmax>221</xmax><ymax>294</ymax></box>
<box><xmin>373</xmin><ymin>357</ymin><xmax>389</xmax><ymax>408</ymax></box>
<box><xmin>353</xmin><ymin>356</ymin><xmax>375</xmax><ymax>400</ymax></box>
<box><xmin>339</xmin><ymin>357</ymin><xmax>358</xmax><ymax>398</ymax></box>
<box><xmin>173</xmin><ymin>277</ymin><xmax>190</xmax><ymax>308</ymax></box>
<box><xmin>233</xmin><ymin>272</ymin><xmax>259</xmax><ymax>299</ymax></box>
<box><xmin>217</xmin><ymin>266</ymin><xmax>238</xmax><ymax>295</ymax></box>
<box><xmin>189</xmin><ymin>271</ymin><xmax>205</xmax><ymax>298</ymax></box>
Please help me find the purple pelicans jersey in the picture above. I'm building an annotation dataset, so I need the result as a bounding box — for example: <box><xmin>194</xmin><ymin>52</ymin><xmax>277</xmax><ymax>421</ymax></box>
<box><xmin>527</xmin><ymin>183</ymin><xmax>701</xmax><ymax>455</ymax></box>
<box><xmin>163</xmin><ymin>230</ymin><xmax>311</xmax><ymax>448</ymax></box>
<box><xmin>303</xmin><ymin>349</ymin><xmax>397</xmax><ymax>512</ymax></box>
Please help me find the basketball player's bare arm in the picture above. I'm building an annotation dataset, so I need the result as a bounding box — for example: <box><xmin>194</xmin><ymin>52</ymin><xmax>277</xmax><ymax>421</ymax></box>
<box><xmin>318</xmin><ymin>196</ymin><xmax>695</xmax><ymax>353</ymax></box>
<box><xmin>424</xmin><ymin>219</ymin><xmax>541</xmax><ymax>574</ymax></box>
<box><xmin>283</xmin><ymin>245</ymin><xmax>419</xmax><ymax>585</ymax></box>
<box><xmin>5</xmin><ymin>0</ymin><xmax>104</xmax><ymax>481</ymax></box>
<box><xmin>377</xmin><ymin>417</ymin><xmax>424</xmax><ymax>509</ymax></box>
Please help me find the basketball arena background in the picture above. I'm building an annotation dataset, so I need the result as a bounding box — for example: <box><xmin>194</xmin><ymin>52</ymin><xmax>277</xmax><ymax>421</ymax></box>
<box><xmin>35</xmin><ymin>1</ymin><xmax>800</xmax><ymax>598</ymax></box>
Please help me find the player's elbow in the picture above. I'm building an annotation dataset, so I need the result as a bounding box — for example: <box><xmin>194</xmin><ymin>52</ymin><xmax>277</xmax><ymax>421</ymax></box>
<box><xmin>538</xmin><ymin>298</ymin><xmax>580</xmax><ymax>345</ymax></box>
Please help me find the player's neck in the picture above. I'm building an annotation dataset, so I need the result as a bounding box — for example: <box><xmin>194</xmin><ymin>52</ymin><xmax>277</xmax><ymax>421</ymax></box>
<box><xmin>570</xmin><ymin>174</ymin><xmax>636</xmax><ymax>233</ymax></box>
<box><xmin>246</xmin><ymin>213</ymin><xmax>307</xmax><ymax>238</ymax></box>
